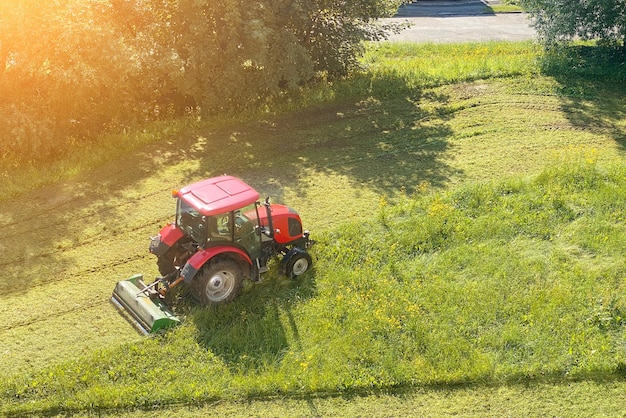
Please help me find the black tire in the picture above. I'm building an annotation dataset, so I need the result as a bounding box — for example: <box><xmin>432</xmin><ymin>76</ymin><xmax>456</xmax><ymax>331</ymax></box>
<box><xmin>157</xmin><ymin>252</ymin><xmax>176</xmax><ymax>276</ymax></box>
<box><xmin>286</xmin><ymin>251</ymin><xmax>312</xmax><ymax>279</ymax></box>
<box><xmin>157</xmin><ymin>238</ymin><xmax>193</xmax><ymax>276</ymax></box>
<box><xmin>191</xmin><ymin>258</ymin><xmax>244</xmax><ymax>305</ymax></box>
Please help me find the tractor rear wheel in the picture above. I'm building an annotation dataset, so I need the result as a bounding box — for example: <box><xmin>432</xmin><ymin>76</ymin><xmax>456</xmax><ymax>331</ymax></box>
<box><xmin>286</xmin><ymin>251</ymin><xmax>312</xmax><ymax>279</ymax></box>
<box><xmin>191</xmin><ymin>258</ymin><xmax>244</xmax><ymax>305</ymax></box>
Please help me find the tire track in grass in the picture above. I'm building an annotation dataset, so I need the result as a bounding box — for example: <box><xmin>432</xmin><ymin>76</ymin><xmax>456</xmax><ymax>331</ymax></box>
<box><xmin>1</xmin><ymin>298</ymin><xmax>141</xmax><ymax>375</ymax></box>
<box><xmin>0</xmin><ymin>200</ymin><xmax>173</xmax><ymax>302</ymax></box>
<box><xmin>1</xmin><ymin>233</ymin><xmax>158</xmax><ymax>297</ymax></box>
<box><xmin>1</xmin><ymin>252</ymin><xmax>153</xmax><ymax>298</ymax></box>
<box><xmin>0</xmin><ymin>241</ymin><xmax>151</xmax><ymax>374</ymax></box>
<box><xmin>0</xmin><ymin>299</ymin><xmax>108</xmax><ymax>332</ymax></box>
<box><xmin>0</xmin><ymin>250</ymin><xmax>153</xmax><ymax>332</ymax></box>
<box><xmin>1</xmin><ymin>217</ymin><xmax>161</xmax><ymax>333</ymax></box>
<box><xmin>0</xmin><ymin>179</ymin><xmax>181</xmax><ymax>353</ymax></box>
<box><xmin>0</xmin><ymin>214</ymin><xmax>171</xmax><ymax>270</ymax></box>
<box><xmin>0</xmin><ymin>185</ymin><xmax>174</xmax><ymax>289</ymax></box>
<box><xmin>0</xmin><ymin>172</ymin><xmax>182</xmax><ymax>231</ymax></box>
<box><xmin>0</xmin><ymin>188</ymin><xmax>170</xmax><ymax>239</ymax></box>
<box><xmin>2</xmin><ymin>192</ymin><xmax>174</xmax><ymax>321</ymax></box>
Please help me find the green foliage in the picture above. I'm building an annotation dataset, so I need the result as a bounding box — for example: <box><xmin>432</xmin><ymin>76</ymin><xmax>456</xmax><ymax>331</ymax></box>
<box><xmin>0</xmin><ymin>0</ymin><xmax>405</xmax><ymax>166</ymax></box>
<box><xmin>521</xmin><ymin>0</ymin><xmax>626</xmax><ymax>47</ymax></box>
<box><xmin>539</xmin><ymin>44</ymin><xmax>626</xmax><ymax>82</ymax></box>
<box><xmin>0</xmin><ymin>0</ymin><xmax>142</xmax><ymax>161</ymax></box>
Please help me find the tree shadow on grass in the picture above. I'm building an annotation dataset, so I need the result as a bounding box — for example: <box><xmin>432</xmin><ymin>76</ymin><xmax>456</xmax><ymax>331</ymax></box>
<box><xmin>186</xmin><ymin>72</ymin><xmax>457</xmax><ymax>200</ymax></box>
<box><xmin>188</xmin><ymin>266</ymin><xmax>317</xmax><ymax>373</ymax></box>
<box><xmin>541</xmin><ymin>46</ymin><xmax>626</xmax><ymax>150</ymax></box>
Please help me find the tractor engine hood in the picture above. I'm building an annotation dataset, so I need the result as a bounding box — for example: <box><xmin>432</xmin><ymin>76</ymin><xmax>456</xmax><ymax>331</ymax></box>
<box><xmin>261</xmin><ymin>204</ymin><xmax>305</xmax><ymax>245</ymax></box>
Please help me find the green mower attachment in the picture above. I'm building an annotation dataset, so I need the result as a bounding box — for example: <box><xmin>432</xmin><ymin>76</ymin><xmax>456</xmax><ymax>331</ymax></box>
<box><xmin>111</xmin><ymin>274</ymin><xmax>180</xmax><ymax>334</ymax></box>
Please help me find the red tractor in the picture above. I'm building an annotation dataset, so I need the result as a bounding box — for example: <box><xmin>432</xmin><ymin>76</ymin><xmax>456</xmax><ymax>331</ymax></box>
<box><xmin>111</xmin><ymin>175</ymin><xmax>313</xmax><ymax>333</ymax></box>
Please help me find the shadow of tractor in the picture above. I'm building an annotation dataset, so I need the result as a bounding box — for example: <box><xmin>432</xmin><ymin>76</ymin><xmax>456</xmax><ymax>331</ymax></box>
<box><xmin>188</xmin><ymin>264</ymin><xmax>317</xmax><ymax>373</ymax></box>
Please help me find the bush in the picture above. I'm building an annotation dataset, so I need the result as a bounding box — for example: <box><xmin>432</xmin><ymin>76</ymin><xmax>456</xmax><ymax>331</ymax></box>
<box><xmin>0</xmin><ymin>0</ymin><xmax>405</xmax><ymax>166</ymax></box>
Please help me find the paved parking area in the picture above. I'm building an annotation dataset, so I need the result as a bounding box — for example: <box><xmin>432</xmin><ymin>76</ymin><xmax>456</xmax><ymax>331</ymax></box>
<box><xmin>380</xmin><ymin>0</ymin><xmax>536</xmax><ymax>43</ymax></box>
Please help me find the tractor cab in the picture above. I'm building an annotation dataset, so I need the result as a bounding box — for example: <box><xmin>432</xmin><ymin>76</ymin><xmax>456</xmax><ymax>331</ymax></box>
<box><xmin>175</xmin><ymin>199</ymin><xmax>262</xmax><ymax>258</ymax></box>
<box><xmin>173</xmin><ymin>176</ymin><xmax>309</xmax><ymax>254</ymax></box>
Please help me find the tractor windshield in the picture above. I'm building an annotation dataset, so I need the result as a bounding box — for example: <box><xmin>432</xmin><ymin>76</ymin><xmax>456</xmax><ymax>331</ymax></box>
<box><xmin>176</xmin><ymin>199</ymin><xmax>206</xmax><ymax>243</ymax></box>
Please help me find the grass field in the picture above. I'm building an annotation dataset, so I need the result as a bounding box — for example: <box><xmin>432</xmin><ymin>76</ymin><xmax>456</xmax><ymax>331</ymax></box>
<box><xmin>1</xmin><ymin>41</ymin><xmax>626</xmax><ymax>416</ymax></box>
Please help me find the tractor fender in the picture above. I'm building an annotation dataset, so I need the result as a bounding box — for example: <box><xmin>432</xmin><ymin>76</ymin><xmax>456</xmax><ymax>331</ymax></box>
<box><xmin>180</xmin><ymin>246</ymin><xmax>252</xmax><ymax>284</ymax></box>
<box><xmin>280</xmin><ymin>247</ymin><xmax>307</xmax><ymax>273</ymax></box>
<box><xmin>149</xmin><ymin>224</ymin><xmax>184</xmax><ymax>256</ymax></box>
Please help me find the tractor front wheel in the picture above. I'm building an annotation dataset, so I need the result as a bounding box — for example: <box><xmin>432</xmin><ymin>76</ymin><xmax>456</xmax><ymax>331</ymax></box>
<box><xmin>285</xmin><ymin>251</ymin><xmax>312</xmax><ymax>279</ymax></box>
<box><xmin>191</xmin><ymin>258</ymin><xmax>244</xmax><ymax>305</ymax></box>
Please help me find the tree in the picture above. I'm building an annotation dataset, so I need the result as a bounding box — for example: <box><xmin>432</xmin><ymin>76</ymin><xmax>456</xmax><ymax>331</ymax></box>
<box><xmin>0</xmin><ymin>0</ymin><xmax>151</xmax><ymax>159</ymax></box>
<box><xmin>521</xmin><ymin>0</ymin><xmax>626</xmax><ymax>47</ymax></box>
<box><xmin>0</xmin><ymin>0</ymin><xmax>406</xmax><ymax>164</ymax></box>
<box><xmin>117</xmin><ymin>0</ymin><xmax>406</xmax><ymax>113</ymax></box>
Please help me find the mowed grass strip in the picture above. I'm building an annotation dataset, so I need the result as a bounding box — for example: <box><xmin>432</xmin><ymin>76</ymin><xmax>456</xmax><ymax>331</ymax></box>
<box><xmin>40</xmin><ymin>379</ymin><xmax>626</xmax><ymax>418</ymax></box>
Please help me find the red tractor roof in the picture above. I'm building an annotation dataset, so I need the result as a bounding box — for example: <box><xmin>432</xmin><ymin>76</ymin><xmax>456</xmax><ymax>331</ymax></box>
<box><xmin>176</xmin><ymin>175</ymin><xmax>260</xmax><ymax>216</ymax></box>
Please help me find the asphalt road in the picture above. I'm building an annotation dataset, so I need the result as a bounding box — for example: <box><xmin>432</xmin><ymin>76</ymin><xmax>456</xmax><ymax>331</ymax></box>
<box><xmin>380</xmin><ymin>0</ymin><xmax>536</xmax><ymax>43</ymax></box>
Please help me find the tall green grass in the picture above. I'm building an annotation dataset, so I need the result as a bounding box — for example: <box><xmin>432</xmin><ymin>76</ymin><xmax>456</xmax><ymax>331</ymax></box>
<box><xmin>3</xmin><ymin>157</ymin><xmax>626</xmax><ymax>415</ymax></box>
<box><xmin>359</xmin><ymin>42</ymin><xmax>540</xmax><ymax>90</ymax></box>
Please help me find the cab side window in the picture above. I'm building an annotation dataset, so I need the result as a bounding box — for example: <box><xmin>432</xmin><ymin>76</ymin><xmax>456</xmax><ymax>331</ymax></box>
<box><xmin>208</xmin><ymin>214</ymin><xmax>232</xmax><ymax>241</ymax></box>
<box><xmin>216</xmin><ymin>214</ymin><xmax>230</xmax><ymax>235</ymax></box>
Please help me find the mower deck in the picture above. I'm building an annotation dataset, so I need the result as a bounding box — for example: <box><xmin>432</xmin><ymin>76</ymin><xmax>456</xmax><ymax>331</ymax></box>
<box><xmin>111</xmin><ymin>274</ymin><xmax>180</xmax><ymax>334</ymax></box>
